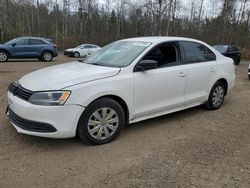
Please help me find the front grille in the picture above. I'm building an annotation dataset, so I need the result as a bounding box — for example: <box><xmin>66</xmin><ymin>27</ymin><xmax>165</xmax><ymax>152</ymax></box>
<box><xmin>8</xmin><ymin>82</ymin><xmax>34</xmax><ymax>101</ymax></box>
<box><xmin>7</xmin><ymin>107</ymin><xmax>57</xmax><ymax>133</ymax></box>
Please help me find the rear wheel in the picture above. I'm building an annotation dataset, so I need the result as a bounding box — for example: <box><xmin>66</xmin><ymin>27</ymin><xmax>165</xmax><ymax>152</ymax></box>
<box><xmin>234</xmin><ymin>56</ymin><xmax>241</xmax><ymax>65</ymax></box>
<box><xmin>41</xmin><ymin>51</ymin><xmax>53</xmax><ymax>62</ymax></box>
<box><xmin>77</xmin><ymin>98</ymin><xmax>125</xmax><ymax>145</ymax></box>
<box><xmin>206</xmin><ymin>81</ymin><xmax>226</xmax><ymax>110</ymax></box>
<box><xmin>0</xmin><ymin>51</ymin><xmax>8</xmax><ymax>62</ymax></box>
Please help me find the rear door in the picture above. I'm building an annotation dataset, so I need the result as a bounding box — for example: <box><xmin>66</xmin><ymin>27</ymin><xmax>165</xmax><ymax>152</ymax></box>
<box><xmin>28</xmin><ymin>39</ymin><xmax>47</xmax><ymax>57</ymax></box>
<box><xmin>181</xmin><ymin>41</ymin><xmax>217</xmax><ymax>105</ymax></box>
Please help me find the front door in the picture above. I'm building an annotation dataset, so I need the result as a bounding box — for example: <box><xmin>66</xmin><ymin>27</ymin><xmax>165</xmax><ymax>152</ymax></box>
<box><xmin>133</xmin><ymin>42</ymin><xmax>187</xmax><ymax>119</ymax></box>
<box><xmin>11</xmin><ymin>38</ymin><xmax>30</xmax><ymax>57</ymax></box>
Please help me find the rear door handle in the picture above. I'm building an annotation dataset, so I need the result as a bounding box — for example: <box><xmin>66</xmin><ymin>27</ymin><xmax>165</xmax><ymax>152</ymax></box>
<box><xmin>178</xmin><ymin>72</ymin><xmax>187</xmax><ymax>77</ymax></box>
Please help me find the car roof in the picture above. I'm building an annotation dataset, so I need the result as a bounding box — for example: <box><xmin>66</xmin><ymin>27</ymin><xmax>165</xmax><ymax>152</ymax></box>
<box><xmin>16</xmin><ymin>36</ymin><xmax>51</xmax><ymax>42</ymax></box>
<box><xmin>121</xmin><ymin>36</ymin><xmax>204</xmax><ymax>44</ymax></box>
<box><xmin>80</xmin><ymin>44</ymin><xmax>98</xmax><ymax>46</ymax></box>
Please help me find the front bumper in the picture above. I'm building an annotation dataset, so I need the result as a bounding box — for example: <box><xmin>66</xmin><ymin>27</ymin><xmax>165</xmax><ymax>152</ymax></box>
<box><xmin>64</xmin><ymin>51</ymin><xmax>72</xmax><ymax>56</ymax></box>
<box><xmin>7</xmin><ymin>91</ymin><xmax>84</xmax><ymax>138</ymax></box>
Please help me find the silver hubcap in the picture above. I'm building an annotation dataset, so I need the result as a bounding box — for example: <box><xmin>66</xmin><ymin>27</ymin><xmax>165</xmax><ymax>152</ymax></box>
<box><xmin>44</xmin><ymin>53</ymin><xmax>52</xmax><ymax>61</ymax></box>
<box><xmin>74</xmin><ymin>52</ymin><xmax>80</xmax><ymax>57</ymax></box>
<box><xmin>87</xmin><ymin>108</ymin><xmax>119</xmax><ymax>140</ymax></box>
<box><xmin>212</xmin><ymin>86</ymin><xmax>224</xmax><ymax>107</ymax></box>
<box><xmin>0</xmin><ymin>52</ymin><xmax>7</xmax><ymax>62</ymax></box>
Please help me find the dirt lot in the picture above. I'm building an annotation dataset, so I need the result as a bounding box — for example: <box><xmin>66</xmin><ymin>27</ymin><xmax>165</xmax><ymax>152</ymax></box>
<box><xmin>0</xmin><ymin>55</ymin><xmax>250</xmax><ymax>188</ymax></box>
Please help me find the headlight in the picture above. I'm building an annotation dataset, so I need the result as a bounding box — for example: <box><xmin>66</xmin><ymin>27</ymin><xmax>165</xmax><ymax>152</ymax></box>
<box><xmin>29</xmin><ymin>91</ymin><xmax>71</xmax><ymax>106</ymax></box>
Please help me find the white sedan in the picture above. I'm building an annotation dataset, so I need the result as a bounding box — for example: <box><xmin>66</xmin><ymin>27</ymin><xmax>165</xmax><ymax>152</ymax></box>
<box><xmin>7</xmin><ymin>37</ymin><xmax>235</xmax><ymax>145</ymax></box>
<box><xmin>64</xmin><ymin>44</ymin><xmax>101</xmax><ymax>58</ymax></box>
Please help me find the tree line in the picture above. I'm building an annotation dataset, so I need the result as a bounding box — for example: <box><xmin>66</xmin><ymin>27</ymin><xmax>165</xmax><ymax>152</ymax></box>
<box><xmin>0</xmin><ymin>0</ymin><xmax>250</xmax><ymax>51</ymax></box>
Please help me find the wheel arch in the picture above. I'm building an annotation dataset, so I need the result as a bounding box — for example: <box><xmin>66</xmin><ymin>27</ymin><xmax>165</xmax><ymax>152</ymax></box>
<box><xmin>217</xmin><ymin>78</ymin><xmax>228</xmax><ymax>96</ymax></box>
<box><xmin>41</xmin><ymin>49</ymin><xmax>54</xmax><ymax>57</ymax></box>
<box><xmin>0</xmin><ymin>48</ymin><xmax>11</xmax><ymax>58</ymax></box>
<box><xmin>86</xmin><ymin>95</ymin><xmax>130</xmax><ymax>125</ymax></box>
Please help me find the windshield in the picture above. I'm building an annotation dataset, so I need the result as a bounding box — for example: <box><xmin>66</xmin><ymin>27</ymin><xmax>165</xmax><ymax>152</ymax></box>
<box><xmin>5</xmin><ymin>39</ymin><xmax>16</xmax><ymax>45</ymax></box>
<box><xmin>76</xmin><ymin>45</ymin><xmax>83</xmax><ymax>48</ymax></box>
<box><xmin>85</xmin><ymin>41</ymin><xmax>151</xmax><ymax>67</ymax></box>
<box><xmin>213</xmin><ymin>45</ymin><xmax>228</xmax><ymax>53</ymax></box>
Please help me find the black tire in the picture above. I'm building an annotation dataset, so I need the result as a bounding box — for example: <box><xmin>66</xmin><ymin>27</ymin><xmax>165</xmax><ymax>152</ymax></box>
<box><xmin>41</xmin><ymin>51</ymin><xmax>53</xmax><ymax>62</ymax></box>
<box><xmin>77</xmin><ymin>98</ymin><xmax>125</xmax><ymax>145</ymax></box>
<box><xmin>0</xmin><ymin>51</ymin><xmax>9</xmax><ymax>63</ymax></box>
<box><xmin>234</xmin><ymin>56</ymin><xmax>241</xmax><ymax>65</ymax></box>
<box><xmin>248</xmin><ymin>75</ymin><xmax>250</xmax><ymax>80</ymax></box>
<box><xmin>73</xmin><ymin>52</ymin><xmax>80</xmax><ymax>58</ymax></box>
<box><xmin>206</xmin><ymin>81</ymin><xmax>226</xmax><ymax>110</ymax></box>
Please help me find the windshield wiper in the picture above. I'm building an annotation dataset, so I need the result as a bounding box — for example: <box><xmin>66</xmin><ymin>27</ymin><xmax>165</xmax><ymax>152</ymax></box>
<box><xmin>89</xmin><ymin>62</ymin><xmax>103</xmax><ymax>66</ymax></box>
<box><xmin>78</xmin><ymin>59</ymin><xmax>85</xmax><ymax>63</ymax></box>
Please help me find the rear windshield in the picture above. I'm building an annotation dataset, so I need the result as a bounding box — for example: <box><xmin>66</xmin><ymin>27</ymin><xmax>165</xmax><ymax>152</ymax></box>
<box><xmin>213</xmin><ymin>45</ymin><xmax>228</xmax><ymax>53</ymax></box>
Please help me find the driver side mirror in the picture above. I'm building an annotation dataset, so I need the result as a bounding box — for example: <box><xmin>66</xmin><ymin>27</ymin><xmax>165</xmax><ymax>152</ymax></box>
<box><xmin>11</xmin><ymin>43</ymin><xmax>16</xmax><ymax>47</ymax></box>
<box><xmin>134</xmin><ymin>59</ymin><xmax>158</xmax><ymax>72</ymax></box>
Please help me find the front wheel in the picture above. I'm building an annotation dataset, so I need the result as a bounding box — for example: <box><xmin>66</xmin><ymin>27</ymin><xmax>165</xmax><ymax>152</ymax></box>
<box><xmin>77</xmin><ymin>98</ymin><xmax>125</xmax><ymax>145</ymax></box>
<box><xmin>41</xmin><ymin>51</ymin><xmax>53</xmax><ymax>62</ymax></box>
<box><xmin>73</xmin><ymin>52</ymin><xmax>80</xmax><ymax>58</ymax></box>
<box><xmin>206</xmin><ymin>81</ymin><xmax>226</xmax><ymax>110</ymax></box>
<box><xmin>0</xmin><ymin>51</ymin><xmax>9</xmax><ymax>63</ymax></box>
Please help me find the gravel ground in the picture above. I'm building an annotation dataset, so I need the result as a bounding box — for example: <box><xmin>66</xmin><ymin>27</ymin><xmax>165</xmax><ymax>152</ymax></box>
<box><xmin>0</xmin><ymin>56</ymin><xmax>250</xmax><ymax>188</ymax></box>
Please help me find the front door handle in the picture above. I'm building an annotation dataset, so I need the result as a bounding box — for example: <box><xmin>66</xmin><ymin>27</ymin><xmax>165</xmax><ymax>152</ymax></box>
<box><xmin>178</xmin><ymin>72</ymin><xmax>187</xmax><ymax>77</ymax></box>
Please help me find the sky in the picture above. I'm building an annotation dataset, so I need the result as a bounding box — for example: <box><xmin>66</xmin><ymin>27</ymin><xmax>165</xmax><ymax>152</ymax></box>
<box><xmin>47</xmin><ymin>0</ymin><xmax>224</xmax><ymax>18</ymax></box>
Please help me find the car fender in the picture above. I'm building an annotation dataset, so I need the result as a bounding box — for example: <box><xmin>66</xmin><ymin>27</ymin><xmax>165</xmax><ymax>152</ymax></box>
<box><xmin>0</xmin><ymin>48</ymin><xmax>11</xmax><ymax>57</ymax></box>
<box><xmin>65</xmin><ymin>74</ymin><xmax>134</xmax><ymax>120</ymax></box>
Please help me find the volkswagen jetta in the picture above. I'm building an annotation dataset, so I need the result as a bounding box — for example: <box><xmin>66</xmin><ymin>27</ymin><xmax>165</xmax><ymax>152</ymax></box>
<box><xmin>6</xmin><ymin>37</ymin><xmax>235</xmax><ymax>145</ymax></box>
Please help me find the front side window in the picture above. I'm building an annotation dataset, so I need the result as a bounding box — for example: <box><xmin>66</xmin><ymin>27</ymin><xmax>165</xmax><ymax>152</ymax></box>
<box><xmin>183</xmin><ymin>41</ymin><xmax>216</xmax><ymax>63</ymax></box>
<box><xmin>85</xmin><ymin>41</ymin><xmax>151</xmax><ymax>67</ymax></box>
<box><xmin>16</xmin><ymin>39</ymin><xmax>29</xmax><ymax>45</ymax></box>
<box><xmin>143</xmin><ymin>42</ymin><xmax>179</xmax><ymax>68</ymax></box>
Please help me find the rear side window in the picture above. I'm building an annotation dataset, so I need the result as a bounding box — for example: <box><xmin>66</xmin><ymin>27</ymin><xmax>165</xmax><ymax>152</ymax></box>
<box><xmin>29</xmin><ymin>39</ymin><xmax>46</xmax><ymax>45</ymax></box>
<box><xmin>182</xmin><ymin>41</ymin><xmax>216</xmax><ymax>63</ymax></box>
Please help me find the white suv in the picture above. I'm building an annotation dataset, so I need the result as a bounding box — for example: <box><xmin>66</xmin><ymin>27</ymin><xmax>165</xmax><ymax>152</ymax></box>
<box><xmin>7</xmin><ymin>37</ymin><xmax>235</xmax><ymax>145</ymax></box>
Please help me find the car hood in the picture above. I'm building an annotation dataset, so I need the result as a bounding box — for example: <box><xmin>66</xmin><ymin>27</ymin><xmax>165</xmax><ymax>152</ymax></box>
<box><xmin>65</xmin><ymin>48</ymin><xmax>79</xmax><ymax>51</ymax></box>
<box><xmin>18</xmin><ymin>62</ymin><xmax>120</xmax><ymax>91</ymax></box>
